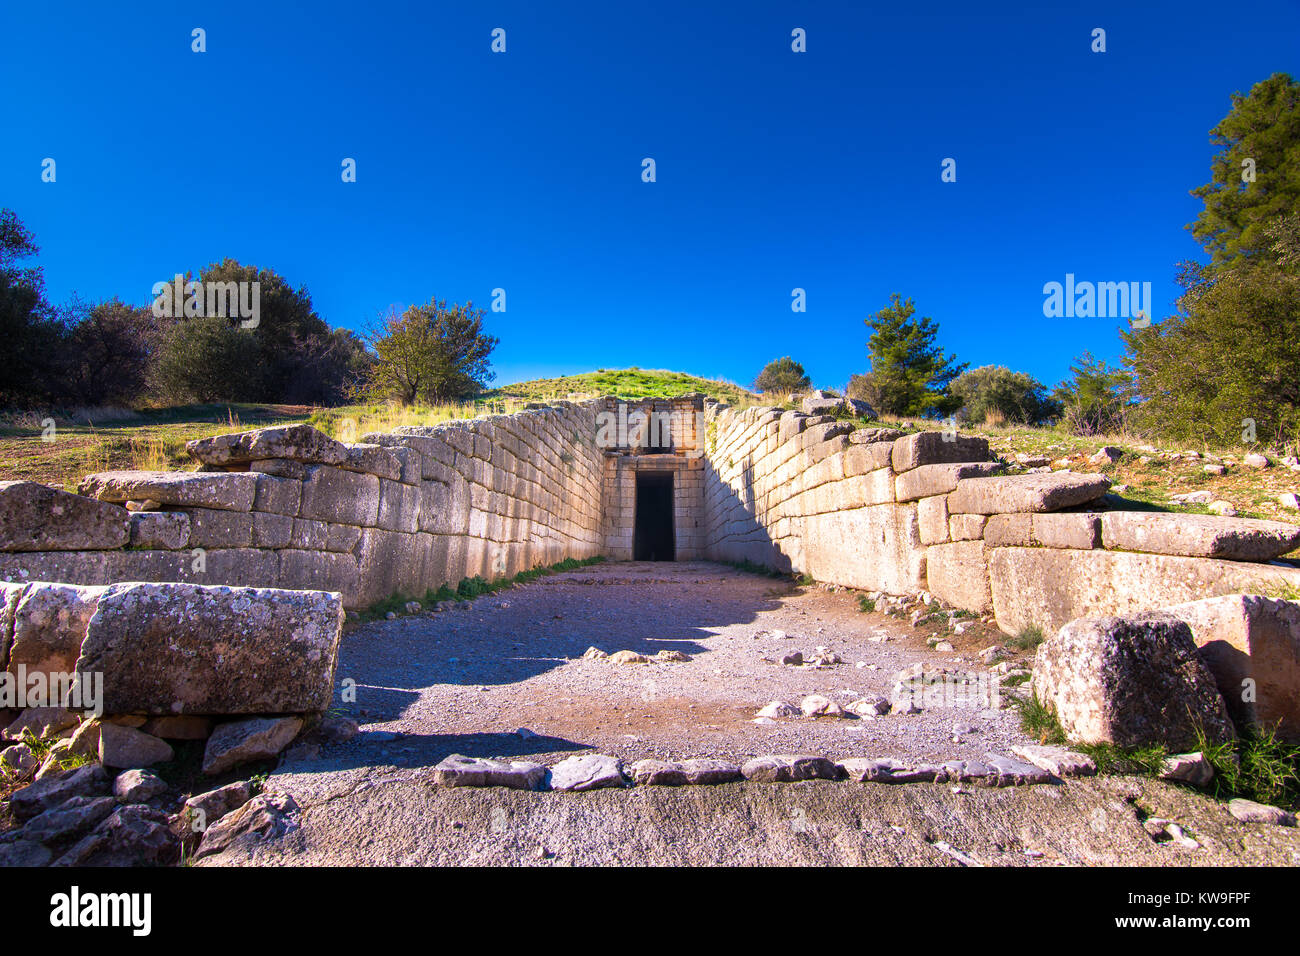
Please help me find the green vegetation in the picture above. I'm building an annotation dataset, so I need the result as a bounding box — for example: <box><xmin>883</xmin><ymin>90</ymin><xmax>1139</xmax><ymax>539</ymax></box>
<box><xmin>858</xmin><ymin>293</ymin><xmax>966</xmax><ymax>418</ymax></box>
<box><xmin>1007</xmin><ymin>624</ymin><xmax>1046</xmax><ymax>652</ymax></box>
<box><xmin>359</xmin><ymin>299</ymin><xmax>498</xmax><ymax>405</ymax></box>
<box><xmin>359</xmin><ymin>556</ymin><xmax>606</xmax><ymax>622</ymax></box>
<box><xmin>1197</xmin><ymin>724</ymin><xmax>1300</xmax><ymax>809</ymax></box>
<box><xmin>753</xmin><ymin>357</ymin><xmax>811</xmax><ymax>394</ymax></box>
<box><xmin>484</xmin><ymin>368</ymin><xmax>755</xmax><ymax>405</ymax></box>
<box><xmin>857</xmin><ymin>594</ymin><xmax>876</xmax><ymax>612</ymax></box>
<box><xmin>949</xmin><ymin>365</ymin><xmax>1061</xmax><ymax>427</ymax></box>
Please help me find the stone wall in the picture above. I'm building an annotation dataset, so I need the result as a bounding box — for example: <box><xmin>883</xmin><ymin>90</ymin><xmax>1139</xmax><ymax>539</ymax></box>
<box><xmin>0</xmin><ymin>402</ymin><xmax>604</xmax><ymax>608</ymax></box>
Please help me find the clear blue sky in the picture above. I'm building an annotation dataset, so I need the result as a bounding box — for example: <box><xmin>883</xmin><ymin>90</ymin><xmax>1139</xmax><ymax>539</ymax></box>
<box><xmin>1</xmin><ymin>1</ymin><xmax>1293</xmax><ymax>392</ymax></box>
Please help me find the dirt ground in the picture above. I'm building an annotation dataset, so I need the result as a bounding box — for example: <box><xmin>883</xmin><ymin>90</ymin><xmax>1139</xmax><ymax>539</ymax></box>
<box><xmin>332</xmin><ymin>561</ymin><xmax>1030</xmax><ymax>768</ymax></box>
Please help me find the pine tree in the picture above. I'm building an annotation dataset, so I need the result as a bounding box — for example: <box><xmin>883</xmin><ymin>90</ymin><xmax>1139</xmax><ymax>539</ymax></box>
<box><xmin>864</xmin><ymin>294</ymin><xmax>966</xmax><ymax>416</ymax></box>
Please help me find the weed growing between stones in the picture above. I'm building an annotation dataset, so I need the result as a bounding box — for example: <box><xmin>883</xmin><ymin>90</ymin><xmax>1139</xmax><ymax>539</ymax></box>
<box><xmin>857</xmin><ymin>594</ymin><xmax>876</xmax><ymax>612</ymax></box>
<box><xmin>1011</xmin><ymin>694</ymin><xmax>1168</xmax><ymax>775</ymax></box>
<box><xmin>1007</xmin><ymin>625</ymin><xmax>1046</xmax><ymax>651</ymax></box>
<box><xmin>360</xmin><ymin>555</ymin><xmax>607</xmax><ymax>622</ymax></box>
<box><xmin>1196</xmin><ymin>724</ymin><xmax>1300</xmax><ymax>810</ymax></box>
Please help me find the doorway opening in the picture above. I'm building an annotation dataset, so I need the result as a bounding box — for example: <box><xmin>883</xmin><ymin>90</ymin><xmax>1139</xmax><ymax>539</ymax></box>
<box><xmin>633</xmin><ymin>472</ymin><xmax>675</xmax><ymax>561</ymax></box>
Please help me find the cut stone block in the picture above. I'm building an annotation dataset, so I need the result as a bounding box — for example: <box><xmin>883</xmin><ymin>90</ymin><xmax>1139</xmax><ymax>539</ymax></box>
<box><xmin>78</xmin><ymin>471</ymin><xmax>257</xmax><ymax>512</ymax></box>
<box><xmin>1032</xmin><ymin>513</ymin><xmax>1101</xmax><ymax>550</ymax></box>
<box><xmin>299</xmin><ymin>465</ymin><xmax>380</xmax><ymax>527</ymax></box>
<box><xmin>187</xmin><ymin>424</ymin><xmax>349</xmax><ymax>468</ymax></box>
<box><xmin>9</xmin><ymin>582</ymin><xmax>104</xmax><ymax>677</ymax></box>
<box><xmin>185</xmin><ymin>508</ymin><xmax>253</xmax><ymax>548</ymax></box>
<box><xmin>128</xmin><ymin>511</ymin><xmax>189</xmax><ymax>550</ymax></box>
<box><xmin>1100</xmin><ymin>512</ymin><xmax>1300</xmax><ymax>561</ymax></box>
<box><xmin>252</xmin><ymin>474</ymin><xmax>301</xmax><ymax>516</ymax></box>
<box><xmin>948</xmin><ymin>472</ymin><xmax>1111</xmax><ymax>515</ymax></box>
<box><xmin>895</xmin><ymin>461</ymin><xmax>1003</xmax><ymax>503</ymax></box>
<box><xmin>342</xmin><ymin>444</ymin><xmax>401</xmax><ymax>481</ymax></box>
<box><xmin>891</xmin><ymin>432</ymin><xmax>990</xmax><ymax>473</ymax></box>
<box><xmin>0</xmin><ymin>481</ymin><xmax>130</xmax><ymax>552</ymax></box>
<box><xmin>926</xmin><ymin>540</ymin><xmax>992</xmax><ymax>613</ymax></box>
<box><xmin>917</xmin><ymin>494</ymin><xmax>950</xmax><ymax>545</ymax></box>
<box><xmin>431</xmin><ymin>754</ymin><xmax>547</xmax><ymax>790</ymax></box>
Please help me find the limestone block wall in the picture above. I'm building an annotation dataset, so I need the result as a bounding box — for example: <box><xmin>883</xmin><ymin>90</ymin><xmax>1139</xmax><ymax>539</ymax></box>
<box><xmin>0</xmin><ymin>402</ymin><xmax>605</xmax><ymax>608</ymax></box>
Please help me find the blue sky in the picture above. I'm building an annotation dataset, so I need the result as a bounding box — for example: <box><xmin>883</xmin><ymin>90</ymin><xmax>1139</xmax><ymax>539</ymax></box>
<box><xmin>1</xmin><ymin>1</ymin><xmax>1293</xmax><ymax>393</ymax></box>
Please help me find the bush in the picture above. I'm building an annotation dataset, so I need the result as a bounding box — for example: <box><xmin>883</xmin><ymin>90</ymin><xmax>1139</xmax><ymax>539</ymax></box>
<box><xmin>1052</xmin><ymin>352</ymin><xmax>1131</xmax><ymax>436</ymax></box>
<box><xmin>150</xmin><ymin>317</ymin><xmax>265</xmax><ymax>403</ymax></box>
<box><xmin>753</xmin><ymin>357</ymin><xmax>811</xmax><ymax>394</ymax></box>
<box><xmin>949</xmin><ymin>365</ymin><xmax>1061</xmax><ymax>426</ymax></box>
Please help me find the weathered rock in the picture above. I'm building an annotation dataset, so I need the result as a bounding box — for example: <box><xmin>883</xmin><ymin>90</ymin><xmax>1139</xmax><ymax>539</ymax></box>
<box><xmin>1099</xmin><ymin>512</ymin><xmax>1300</xmax><ymax>561</ymax></box>
<box><xmin>10</xmin><ymin>764</ymin><xmax>109</xmax><ymax>821</ymax></box>
<box><xmin>202</xmin><ymin>716</ymin><xmax>303</xmax><ymax>775</ymax></box>
<box><xmin>1031</xmin><ymin>612</ymin><xmax>1235</xmax><ymax>750</ymax></box>
<box><xmin>799</xmin><ymin>694</ymin><xmax>844</xmax><ymax>718</ymax></box>
<box><xmin>127</xmin><ymin>510</ymin><xmax>190</xmax><ymax>550</ymax></box>
<box><xmin>113</xmin><ymin>768</ymin><xmax>168</xmax><ymax>803</ymax></box>
<box><xmin>0</xmin><ymin>481</ymin><xmax>130</xmax><ymax>551</ymax></box>
<box><xmin>678</xmin><ymin>758</ymin><xmax>743</xmax><ymax>785</ymax></box>
<box><xmin>740</xmin><ymin>754</ymin><xmax>840</xmax><ymax>783</ymax></box>
<box><xmin>75</xmin><ymin>582</ymin><xmax>343</xmax><ymax>715</ymax></box>
<box><xmin>431</xmin><ymin>754</ymin><xmax>547</xmax><ymax>790</ymax></box>
<box><xmin>1090</xmin><ymin>447</ymin><xmax>1123</xmax><ymax>465</ymax></box>
<box><xmin>187</xmin><ymin>424</ymin><xmax>349</xmax><ymax>468</ymax></box>
<box><xmin>343</xmin><ymin>444</ymin><xmax>402</xmax><ymax>481</ymax></box>
<box><xmin>141</xmin><ymin>715</ymin><xmax>213</xmax><ymax>740</ymax></box>
<box><xmin>99</xmin><ymin>722</ymin><xmax>174</xmax><ymax>769</ymax></box>
<box><xmin>1160</xmin><ymin>752</ymin><xmax>1214</xmax><ymax>786</ymax></box>
<box><xmin>948</xmin><ymin>472</ymin><xmax>1111</xmax><ymax>515</ymax></box>
<box><xmin>607</xmin><ymin>650</ymin><xmax>648</xmax><ymax>665</ymax></box>
<box><xmin>8</xmin><ymin>582</ymin><xmax>104</xmax><ymax>678</ymax></box>
<box><xmin>781</xmin><ymin>651</ymin><xmax>804</xmax><ymax>666</ymax></box>
<box><xmin>925</xmin><ymin>540</ymin><xmax>991</xmax><ymax>613</ymax></box>
<box><xmin>547</xmin><ymin>753</ymin><xmax>627</xmax><ymax>792</ymax></box>
<box><xmin>891</xmin><ymin>432</ymin><xmax>991</xmax><ymax>473</ymax></box>
<box><xmin>983</xmin><ymin>753</ymin><xmax>1055</xmax><ymax>786</ymax></box>
<box><xmin>0</xmin><ymin>840</ymin><xmax>51</xmax><ymax>866</ymax></box>
<box><xmin>53</xmin><ymin>804</ymin><xmax>178</xmax><ymax>866</ymax></box>
<box><xmin>77</xmin><ymin>470</ymin><xmax>257</xmax><ymax>512</ymax></box>
<box><xmin>319</xmin><ymin>716</ymin><xmax>359</xmax><ymax>743</ymax></box>
<box><xmin>837</xmin><ymin>757</ymin><xmax>941</xmax><ymax>783</ymax></box>
<box><xmin>895</xmin><ymin>462</ymin><xmax>1002</xmax><ymax>503</ymax></box>
<box><xmin>755</xmin><ymin>700</ymin><xmax>799</xmax><ymax>719</ymax></box>
<box><xmin>1244</xmin><ymin>453</ymin><xmax>1270</xmax><ymax>469</ymax></box>
<box><xmin>182</xmin><ymin>781</ymin><xmax>254</xmax><ymax>826</ymax></box>
<box><xmin>299</xmin><ymin>465</ymin><xmax>380</xmax><ymax>527</ymax></box>
<box><xmin>1010</xmin><ymin>744</ymin><xmax>1097</xmax><ymax>777</ymax></box>
<box><xmin>21</xmin><ymin>795</ymin><xmax>116</xmax><ymax>843</ymax></box>
<box><xmin>845</xmin><ymin>696</ymin><xmax>890</xmax><ymax>717</ymax></box>
<box><xmin>0</xmin><ymin>741</ymin><xmax>38</xmax><ymax>777</ymax></box>
<box><xmin>630</xmin><ymin>759</ymin><xmax>689</xmax><ymax>786</ymax></box>
<box><xmin>1032</xmin><ymin>513</ymin><xmax>1102</xmax><ymax>550</ymax></box>
<box><xmin>0</xmin><ymin>581</ymin><xmax>21</xmax><ymax>669</ymax></box>
<box><xmin>193</xmin><ymin>792</ymin><xmax>299</xmax><ymax>860</ymax></box>
<box><xmin>1228</xmin><ymin>798</ymin><xmax>1296</xmax><ymax>826</ymax></box>
<box><xmin>2</xmin><ymin>706</ymin><xmax>81</xmax><ymax>741</ymax></box>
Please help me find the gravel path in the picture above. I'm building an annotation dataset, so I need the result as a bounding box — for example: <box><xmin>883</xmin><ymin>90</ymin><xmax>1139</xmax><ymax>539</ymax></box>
<box><xmin>332</xmin><ymin>561</ymin><xmax>1036</xmax><ymax>770</ymax></box>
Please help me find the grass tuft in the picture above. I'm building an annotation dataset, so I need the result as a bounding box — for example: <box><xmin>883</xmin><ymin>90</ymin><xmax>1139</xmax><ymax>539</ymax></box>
<box><xmin>1007</xmin><ymin>624</ymin><xmax>1046</xmax><ymax>651</ymax></box>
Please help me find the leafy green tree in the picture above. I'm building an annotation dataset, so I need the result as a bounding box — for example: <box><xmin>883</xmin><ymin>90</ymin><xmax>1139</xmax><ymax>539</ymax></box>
<box><xmin>949</xmin><ymin>365</ymin><xmax>1061</xmax><ymax>426</ymax></box>
<box><xmin>1052</xmin><ymin>352</ymin><xmax>1131</xmax><ymax>436</ymax></box>
<box><xmin>1190</xmin><ymin>73</ymin><xmax>1300</xmax><ymax>270</ymax></box>
<box><xmin>150</xmin><ymin>317</ymin><xmax>264</xmax><ymax>403</ymax></box>
<box><xmin>753</xmin><ymin>356</ymin><xmax>811</xmax><ymax>393</ymax></box>
<box><xmin>864</xmin><ymin>294</ymin><xmax>966</xmax><ymax>416</ymax></box>
<box><xmin>0</xmin><ymin>208</ymin><xmax>64</xmax><ymax>406</ymax></box>
<box><xmin>361</xmin><ymin>299</ymin><xmax>498</xmax><ymax>404</ymax></box>
<box><xmin>64</xmin><ymin>298</ymin><xmax>158</xmax><ymax>406</ymax></box>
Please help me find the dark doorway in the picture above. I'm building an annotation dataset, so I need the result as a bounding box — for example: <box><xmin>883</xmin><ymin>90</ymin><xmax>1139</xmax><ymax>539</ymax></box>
<box><xmin>633</xmin><ymin>472</ymin><xmax>675</xmax><ymax>561</ymax></box>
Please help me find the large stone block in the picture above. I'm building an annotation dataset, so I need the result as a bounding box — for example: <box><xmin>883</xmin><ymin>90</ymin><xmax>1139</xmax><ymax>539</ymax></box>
<box><xmin>377</xmin><ymin>479</ymin><xmax>420</xmax><ymax>533</ymax></box>
<box><xmin>891</xmin><ymin>432</ymin><xmax>990</xmax><ymax>473</ymax></box>
<box><xmin>250</xmin><ymin>513</ymin><xmax>293</xmax><ymax>549</ymax></box>
<box><xmin>1032</xmin><ymin>612</ymin><xmax>1235</xmax><ymax>749</ymax></box>
<box><xmin>0</xmin><ymin>582</ymin><xmax>24</xmax><ymax>669</ymax></box>
<box><xmin>185</xmin><ymin>509</ymin><xmax>253</xmax><ymax>548</ymax></box>
<box><xmin>128</xmin><ymin>511</ymin><xmax>189</xmax><ymax>550</ymax></box>
<box><xmin>75</xmin><ymin>582</ymin><xmax>343</xmax><ymax>714</ymax></box>
<box><xmin>1033</xmin><ymin>513</ymin><xmax>1101</xmax><ymax>550</ymax></box>
<box><xmin>252</xmin><ymin>474</ymin><xmax>301</xmax><ymax>517</ymax></box>
<box><xmin>0</xmin><ymin>481</ymin><xmax>130</xmax><ymax>552</ymax></box>
<box><xmin>186</xmin><ymin>424</ymin><xmax>348</xmax><ymax>468</ymax></box>
<box><xmin>1100</xmin><ymin>512</ymin><xmax>1300</xmax><ymax>561</ymax></box>
<box><xmin>926</xmin><ymin>541</ymin><xmax>991</xmax><ymax>613</ymax></box>
<box><xmin>78</xmin><ymin>471</ymin><xmax>256</xmax><ymax>512</ymax></box>
<box><xmin>988</xmin><ymin>546</ymin><xmax>1300</xmax><ymax>636</ymax></box>
<box><xmin>342</xmin><ymin>444</ymin><xmax>401</xmax><ymax>481</ymax></box>
<box><xmin>277</xmin><ymin>550</ymin><xmax>361</xmax><ymax>607</ymax></box>
<box><xmin>948</xmin><ymin>472</ymin><xmax>1110</xmax><ymax>515</ymax></box>
<box><xmin>895</xmin><ymin>461</ymin><xmax>1002</xmax><ymax>502</ymax></box>
<box><xmin>1161</xmin><ymin>595</ymin><xmax>1300</xmax><ymax>742</ymax></box>
<box><xmin>802</xmin><ymin>503</ymin><xmax>926</xmax><ymax>594</ymax></box>
<box><xmin>917</xmin><ymin>495</ymin><xmax>950</xmax><ymax>545</ymax></box>
<box><xmin>9</xmin><ymin>583</ymin><xmax>104</xmax><ymax>677</ymax></box>
<box><xmin>299</xmin><ymin>465</ymin><xmax>380</xmax><ymax>527</ymax></box>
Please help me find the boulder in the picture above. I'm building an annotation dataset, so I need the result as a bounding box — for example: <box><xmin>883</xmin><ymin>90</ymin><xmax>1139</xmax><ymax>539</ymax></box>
<box><xmin>2</xmin><ymin>706</ymin><xmax>80</xmax><ymax>741</ymax></box>
<box><xmin>202</xmin><ymin>716</ymin><xmax>303</xmax><ymax>775</ymax></box>
<box><xmin>0</xmin><ymin>481</ymin><xmax>130</xmax><ymax>551</ymax></box>
<box><xmin>53</xmin><ymin>805</ymin><xmax>178</xmax><ymax>866</ymax></box>
<box><xmin>113</xmin><ymin>768</ymin><xmax>168</xmax><ymax>803</ymax></box>
<box><xmin>546</xmin><ymin>754</ymin><xmax>627</xmax><ymax>792</ymax></box>
<box><xmin>186</xmin><ymin>424</ymin><xmax>349</xmax><ymax>468</ymax></box>
<box><xmin>21</xmin><ymin>795</ymin><xmax>116</xmax><ymax>844</ymax></box>
<box><xmin>1228</xmin><ymin>798</ymin><xmax>1296</xmax><ymax>826</ymax></box>
<box><xmin>8</xmin><ymin>582</ymin><xmax>105</xmax><ymax>677</ymax></box>
<box><xmin>629</xmin><ymin>759</ymin><xmax>689</xmax><ymax>786</ymax></box>
<box><xmin>948</xmin><ymin>472</ymin><xmax>1111</xmax><ymax>515</ymax></box>
<box><xmin>99</xmin><ymin>723</ymin><xmax>174</xmax><ymax>769</ymax></box>
<box><xmin>182</xmin><ymin>781</ymin><xmax>254</xmax><ymax>826</ymax></box>
<box><xmin>75</xmin><ymin>582</ymin><xmax>343</xmax><ymax>715</ymax></box>
<box><xmin>193</xmin><ymin>792</ymin><xmax>299</xmax><ymax>860</ymax></box>
<box><xmin>1161</xmin><ymin>594</ymin><xmax>1300</xmax><ymax>741</ymax></box>
<box><xmin>0</xmin><ymin>840</ymin><xmax>51</xmax><ymax>866</ymax></box>
<box><xmin>1099</xmin><ymin>512</ymin><xmax>1300</xmax><ymax>561</ymax></box>
<box><xmin>799</xmin><ymin>694</ymin><xmax>844</xmax><ymax>718</ymax></box>
<box><xmin>10</xmin><ymin>764</ymin><xmax>110</xmax><ymax>821</ymax></box>
<box><xmin>430</xmin><ymin>754</ymin><xmax>547</xmax><ymax>790</ymax></box>
<box><xmin>740</xmin><ymin>754</ymin><xmax>840</xmax><ymax>783</ymax></box>
<box><xmin>1159</xmin><ymin>752</ymin><xmax>1214</xmax><ymax>786</ymax></box>
<box><xmin>77</xmin><ymin>470</ymin><xmax>257</xmax><ymax>512</ymax></box>
<box><xmin>1031</xmin><ymin>612</ymin><xmax>1235</xmax><ymax>750</ymax></box>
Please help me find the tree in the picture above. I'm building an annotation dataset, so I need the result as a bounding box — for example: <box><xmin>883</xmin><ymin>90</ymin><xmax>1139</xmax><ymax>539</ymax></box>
<box><xmin>864</xmin><ymin>294</ymin><xmax>966</xmax><ymax>416</ymax></box>
<box><xmin>1190</xmin><ymin>73</ymin><xmax>1300</xmax><ymax>270</ymax></box>
<box><xmin>150</xmin><ymin>317</ymin><xmax>264</xmax><ymax>404</ymax></box>
<box><xmin>1052</xmin><ymin>352</ymin><xmax>1131</xmax><ymax>436</ymax></box>
<box><xmin>361</xmin><ymin>299</ymin><xmax>498</xmax><ymax>405</ymax></box>
<box><xmin>949</xmin><ymin>365</ymin><xmax>1061</xmax><ymax>426</ymax></box>
<box><xmin>753</xmin><ymin>356</ymin><xmax>811</xmax><ymax>393</ymax></box>
<box><xmin>64</xmin><ymin>298</ymin><xmax>158</xmax><ymax>406</ymax></box>
<box><xmin>0</xmin><ymin>208</ymin><xmax>63</xmax><ymax>407</ymax></box>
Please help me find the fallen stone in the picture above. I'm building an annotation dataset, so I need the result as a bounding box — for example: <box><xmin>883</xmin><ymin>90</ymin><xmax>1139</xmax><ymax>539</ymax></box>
<box><xmin>1031</xmin><ymin>612</ymin><xmax>1235</xmax><ymax>750</ymax></box>
<box><xmin>2</xmin><ymin>706</ymin><xmax>81</xmax><ymax>742</ymax></box>
<box><xmin>679</xmin><ymin>758</ymin><xmax>743</xmax><ymax>785</ymax></box>
<box><xmin>607</xmin><ymin>650</ymin><xmax>649</xmax><ymax>664</ymax></box>
<box><xmin>202</xmin><ymin>716</ymin><xmax>303</xmax><ymax>775</ymax></box>
<box><xmin>948</xmin><ymin>472</ymin><xmax>1111</xmax><ymax>514</ymax></box>
<box><xmin>113</xmin><ymin>768</ymin><xmax>168</xmax><ymax>803</ymax></box>
<box><xmin>192</xmin><ymin>792</ymin><xmax>299</xmax><ymax>860</ymax></box>
<box><xmin>431</xmin><ymin>754</ymin><xmax>547</xmax><ymax>790</ymax></box>
<box><xmin>54</xmin><ymin>805</ymin><xmax>178</xmax><ymax>866</ymax></box>
<box><xmin>978</xmin><ymin>645</ymin><xmax>1007</xmax><ymax>665</ymax></box>
<box><xmin>99</xmin><ymin>722</ymin><xmax>174</xmax><ymax>769</ymax></box>
<box><xmin>755</xmin><ymin>700</ymin><xmax>799</xmax><ymax>719</ymax></box>
<box><xmin>654</xmin><ymin>649</ymin><xmax>690</xmax><ymax>662</ymax></box>
<box><xmin>1010</xmin><ymin>744</ymin><xmax>1097</xmax><ymax>777</ymax></box>
<box><xmin>581</xmin><ymin>646</ymin><xmax>608</xmax><ymax>661</ymax></box>
<box><xmin>182</xmin><ymin>781</ymin><xmax>254</xmax><ymax>826</ymax></box>
<box><xmin>21</xmin><ymin>795</ymin><xmax>116</xmax><ymax>844</ymax></box>
<box><xmin>10</xmin><ymin>764</ymin><xmax>109</xmax><ymax>821</ymax></box>
<box><xmin>741</xmin><ymin>754</ymin><xmax>840</xmax><ymax>783</ymax></box>
<box><xmin>1160</xmin><ymin>752</ymin><xmax>1214</xmax><ymax>787</ymax></box>
<box><xmin>781</xmin><ymin>651</ymin><xmax>804</xmax><ymax>666</ymax></box>
<box><xmin>630</xmin><ymin>759</ymin><xmax>689</xmax><ymax>786</ymax></box>
<box><xmin>1228</xmin><ymin>798</ymin><xmax>1296</xmax><ymax>826</ymax></box>
<box><xmin>0</xmin><ymin>741</ymin><xmax>38</xmax><ymax>778</ymax></box>
<box><xmin>1278</xmin><ymin>492</ymin><xmax>1300</xmax><ymax>510</ymax></box>
<box><xmin>0</xmin><ymin>481</ymin><xmax>130</xmax><ymax>551</ymax></box>
<box><xmin>319</xmin><ymin>716</ymin><xmax>360</xmax><ymax>743</ymax></box>
<box><xmin>1091</xmin><ymin>447</ymin><xmax>1123</xmax><ymax>465</ymax></box>
<box><xmin>845</xmin><ymin>696</ymin><xmax>890</xmax><ymax>717</ymax></box>
<box><xmin>76</xmin><ymin>582</ymin><xmax>343</xmax><ymax>715</ymax></box>
<box><xmin>1244</xmin><ymin>454</ymin><xmax>1270</xmax><ymax>469</ymax></box>
<box><xmin>0</xmin><ymin>840</ymin><xmax>51</xmax><ymax>866</ymax></box>
<box><xmin>186</xmin><ymin>424</ymin><xmax>349</xmax><ymax>468</ymax></box>
<box><xmin>1099</xmin><ymin>512</ymin><xmax>1300</xmax><ymax>561</ymax></box>
<box><xmin>983</xmin><ymin>753</ymin><xmax>1055</xmax><ymax>786</ymax></box>
<box><xmin>547</xmin><ymin>754</ymin><xmax>627</xmax><ymax>792</ymax></box>
<box><xmin>77</xmin><ymin>470</ymin><xmax>257</xmax><ymax>512</ymax></box>
<box><xmin>799</xmin><ymin>694</ymin><xmax>844</xmax><ymax>718</ymax></box>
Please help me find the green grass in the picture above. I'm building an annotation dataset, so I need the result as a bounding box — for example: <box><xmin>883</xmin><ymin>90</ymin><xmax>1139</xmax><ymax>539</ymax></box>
<box><xmin>857</xmin><ymin>594</ymin><xmax>876</xmax><ymax>613</ymax></box>
<box><xmin>1196</xmin><ymin>724</ymin><xmax>1300</xmax><ymax>810</ymax></box>
<box><xmin>483</xmin><ymin>368</ymin><xmax>757</xmax><ymax>405</ymax></box>
<box><xmin>359</xmin><ymin>555</ymin><xmax>606</xmax><ymax>621</ymax></box>
<box><xmin>1007</xmin><ymin>624</ymin><xmax>1046</xmax><ymax>651</ymax></box>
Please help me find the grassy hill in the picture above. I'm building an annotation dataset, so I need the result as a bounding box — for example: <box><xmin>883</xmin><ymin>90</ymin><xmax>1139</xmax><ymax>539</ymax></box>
<box><xmin>483</xmin><ymin>368</ymin><xmax>757</xmax><ymax>405</ymax></box>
